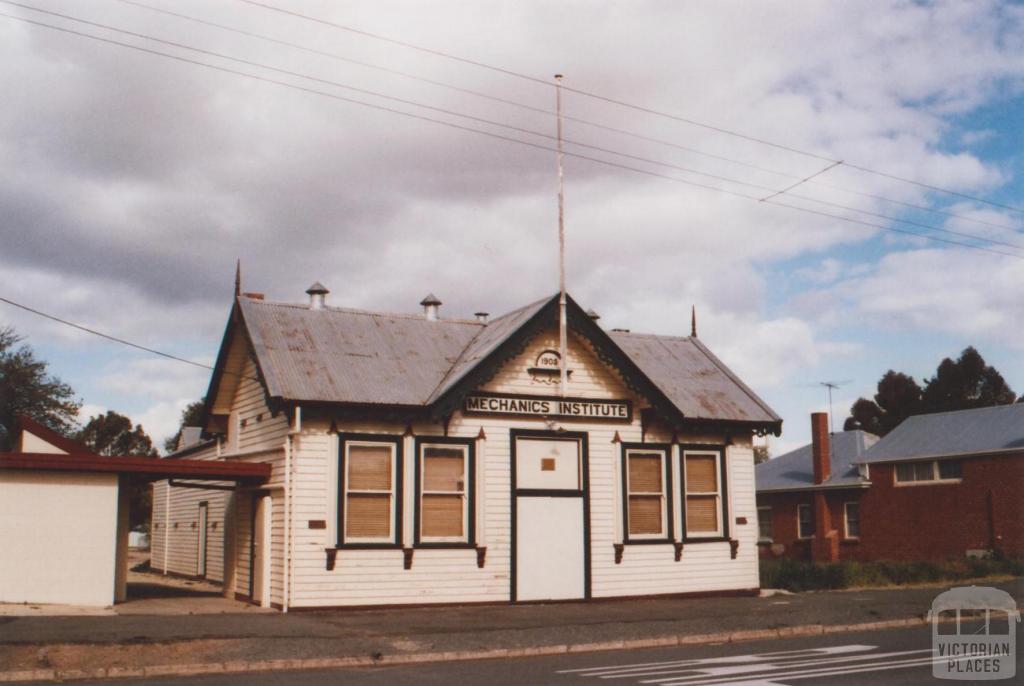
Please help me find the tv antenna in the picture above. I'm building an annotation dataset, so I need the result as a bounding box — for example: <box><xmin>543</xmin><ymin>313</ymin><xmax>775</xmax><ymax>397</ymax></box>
<box><xmin>819</xmin><ymin>380</ymin><xmax>851</xmax><ymax>434</ymax></box>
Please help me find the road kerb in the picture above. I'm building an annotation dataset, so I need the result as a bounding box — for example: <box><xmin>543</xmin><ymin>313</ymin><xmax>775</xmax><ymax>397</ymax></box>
<box><xmin>0</xmin><ymin>612</ymin><xmax>995</xmax><ymax>683</ymax></box>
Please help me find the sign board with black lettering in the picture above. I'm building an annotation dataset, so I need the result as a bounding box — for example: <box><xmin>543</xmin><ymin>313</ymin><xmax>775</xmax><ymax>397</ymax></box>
<box><xmin>463</xmin><ymin>392</ymin><xmax>631</xmax><ymax>422</ymax></box>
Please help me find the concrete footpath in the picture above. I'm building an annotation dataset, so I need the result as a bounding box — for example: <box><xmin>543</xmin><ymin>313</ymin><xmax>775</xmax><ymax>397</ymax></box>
<box><xmin>0</xmin><ymin>578</ymin><xmax>1020</xmax><ymax>682</ymax></box>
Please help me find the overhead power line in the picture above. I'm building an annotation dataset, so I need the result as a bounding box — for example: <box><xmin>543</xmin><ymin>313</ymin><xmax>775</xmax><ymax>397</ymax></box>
<box><xmin>237</xmin><ymin>0</ymin><xmax>1024</xmax><ymax>215</ymax></box>
<box><xmin>112</xmin><ymin>0</ymin><xmax>1021</xmax><ymax>234</ymax></box>
<box><xmin>2</xmin><ymin>9</ymin><xmax>1023</xmax><ymax>261</ymax></box>
<box><xmin>12</xmin><ymin>2</ymin><xmax>1022</xmax><ymax>254</ymax></box>
<box><xmin>0</xmin><ymin>295</ymin><xmax>262</xmax><ymax>383</ymax></box>
<box><xmin>1</xmin><ymin>296</ymin><xmax>212</xmax><ymax>373</ymax></box>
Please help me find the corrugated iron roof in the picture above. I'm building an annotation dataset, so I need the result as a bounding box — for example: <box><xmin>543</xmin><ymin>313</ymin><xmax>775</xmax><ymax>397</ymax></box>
<box><xmin>234</xmin><ymin>293</ymin><xmax>781</xmax><ymax>427</ymax></box>
<box><xmin>240</xmin><ymin>298</ymin><xmax>481</xmax><ymax>406</ymax></box>
<box><xmin>756</xmin><ymin>430</ymin><xmax>879</xmax><ymax>492</ymax></box>
<box><xmin>857</xmin><ymin>403</ymin><xmax>1024</xmax><ymax>463</ymax></box>
<box><xmin>608</xmin><ymin>332</ymin><xmax>781</xmax><ymax>424</ymax></box>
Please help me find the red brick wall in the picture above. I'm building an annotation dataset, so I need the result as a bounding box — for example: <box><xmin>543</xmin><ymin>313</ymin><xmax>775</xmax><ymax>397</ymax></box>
<box><xmin>856</xmin><ymin>454</ymin><xmax>1024</xmax><ymax>561</ymax></box>
<box><xmin>757</xmin><ymin>453</ymin><xmax>1024</xmax><ymax>563</ymax></box>
<box><xmin>756</xmin><ymin>490</ymin><xmax>865</xmax><ymax>561</ymax></box>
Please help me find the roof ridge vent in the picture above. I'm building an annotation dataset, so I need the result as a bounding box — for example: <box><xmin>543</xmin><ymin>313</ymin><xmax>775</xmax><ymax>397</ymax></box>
<box><xmin>306</xmin><ymin>282</ymin><xmax>329</xmax><ymax>310</ymax></box>
<box><xmin>420</xmin><ymin>293</ymin><xmax>442</xmax><ymax>321</ymax></box>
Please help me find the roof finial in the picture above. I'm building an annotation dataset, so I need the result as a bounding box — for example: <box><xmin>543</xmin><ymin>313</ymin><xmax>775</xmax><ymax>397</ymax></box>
<box><xmin>234</xmin><ymin>259</ymin><xmax>241</xmax><ymax>297</ymax></box>
<box><xmin>691</xmin><ymin>305</ymin><xmax>697</xmax><ymax>337</ymax></box>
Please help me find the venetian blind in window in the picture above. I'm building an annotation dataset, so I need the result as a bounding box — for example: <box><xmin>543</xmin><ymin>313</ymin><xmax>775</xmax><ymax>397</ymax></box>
<box><xmin>421</xmin><ymin>446</ymin><xmax>466</xmax><ymax>539</ymax></box>
<box><xmin>685</xmin><ymin>453</ymin><xmax>720</xmax><ymax>534</ymax></box>
<box><xmin>345</xmin><ymin>444</ymin><xmax>393</xmax><ymax>539</ymax></box>
<box><xmin>627</xmin><ymin>451</ymin><xmax>665</xmax><ymax>536</ymax></box>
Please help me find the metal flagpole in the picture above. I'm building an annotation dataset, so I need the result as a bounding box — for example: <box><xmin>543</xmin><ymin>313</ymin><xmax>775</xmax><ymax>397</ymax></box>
<box><xmin>556</xmin><ymin>73</ymin><xmax>568</xmax><ymax>397</ymax></box>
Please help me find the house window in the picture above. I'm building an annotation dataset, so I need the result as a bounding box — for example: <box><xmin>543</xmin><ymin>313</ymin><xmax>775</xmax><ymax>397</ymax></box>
<box><xmin>339</xmin><ymin>436</ymin><xmax>401</xmax><ymax>545</ymax></box>
<box><xmin>844</xmin><ymin>502</ymin><xmax>860</xmax><ymax>539</ymax></box>
<box><xmin>623</xmin><ymin>446</ymin><xmax>671</xmax><ymax>540</ymax></box>
<box><xmin>798</xmin><ymin>504</ymin><xmax>814</xmax><ymax>539</ymax></box>
<box><xmin>757</xmin><ymin>506</ymin><xmax>772</xmax><ymax>541</ymax></box>
<box><xmin>895</xmin><ymin>459</ymin><xmax>962</xmax><ymax>484</ymax></box>
<box><xmin>683</xmin><ymin>450</ymin><xmax>725</xmax><ymax>538</ymax></box>
<box><xmin>938</xmin><ymin>460</ymin><xmax>962</xmax><ymax>480</ymax></box>
<box><xmin>416</xmin><ymin>439</ymin><xmax>474</xmax><ymax>545</ymax></box>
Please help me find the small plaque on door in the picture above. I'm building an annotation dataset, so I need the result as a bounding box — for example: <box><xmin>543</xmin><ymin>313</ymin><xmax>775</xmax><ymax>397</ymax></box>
<box><xmin>541</xmin><ymin>458</ymin><xmax>556</xmax><ymax>471</ymax></box>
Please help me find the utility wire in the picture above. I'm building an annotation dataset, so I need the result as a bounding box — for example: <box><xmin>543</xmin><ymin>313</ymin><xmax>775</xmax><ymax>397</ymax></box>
<box><xmin>237</xmin><ymin>0</ymin><xmax>1024</xmax><ymax>215</ymax></box>
<box><xmin>113</xmin><ymin>0</ymin><xmax>1022</xmax><ymax>234</ymax></box>
<box><xmin>2</xmin><ymin>10</ymin><xmax>1023</xmax><ymax>261</ymax></box>
<box><xmin>14</xmin><ymin>2</ymin><xmax>1022</xmax><ymax>253</ymax></box>
<box><xmin>761</xmin><ymin>161</ymin><xmax>844</xmax><ymax>202</ymax></box>
<box><xmin>1</xmin><ymin>296</ymin><xmax>215</xmax><ymax>374</ymax></box>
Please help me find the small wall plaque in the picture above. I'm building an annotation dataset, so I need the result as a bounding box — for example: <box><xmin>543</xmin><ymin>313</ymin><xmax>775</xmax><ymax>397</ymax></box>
<box><xmin>308</xmin><ymin>520</ymin><xmax>327</xmax><ymax>530</ymax></box>
<box><xmin>541</xmin><ymin>458</ymin><xmax>556</xmax><ymax>471</ymax></box>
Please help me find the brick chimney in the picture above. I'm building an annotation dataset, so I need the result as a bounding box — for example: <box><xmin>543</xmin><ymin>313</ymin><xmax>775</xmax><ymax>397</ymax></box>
<box><xmin>810</xmin><ymin>412</ymin><xmax>839</xmax><ymax>562</ymax></box>
<box><xmin>811</xmin><ymin>412</ymin><xmax>830</xmax><ymax>485</ymax></box>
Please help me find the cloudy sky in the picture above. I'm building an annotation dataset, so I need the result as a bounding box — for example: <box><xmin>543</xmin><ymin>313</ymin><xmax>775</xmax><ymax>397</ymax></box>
<box><xmin>2</xmin><ymin>0</ymin><xmax>1022</xmax><ymax>453</ymax></box>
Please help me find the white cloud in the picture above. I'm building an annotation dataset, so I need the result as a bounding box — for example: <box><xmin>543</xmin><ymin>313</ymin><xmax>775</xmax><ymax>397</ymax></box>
<box><xmin>821</xmin><ymin>248</ymin><xmax>1024</xmax><ymax>346</ymax></box>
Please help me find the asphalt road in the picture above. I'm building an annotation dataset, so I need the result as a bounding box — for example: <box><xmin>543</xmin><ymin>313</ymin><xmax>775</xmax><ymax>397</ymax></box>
<box><xmin>59</xmin><ymin>621</ymin><xmax>1020</xmax><ymax>686</ymax></box>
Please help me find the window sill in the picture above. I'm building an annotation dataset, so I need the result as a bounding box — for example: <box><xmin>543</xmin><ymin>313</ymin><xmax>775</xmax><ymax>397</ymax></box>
<box><xmin>330</xmin><ymin>543</ymin><xmax>402</xmax><ymax>550</ymax></box>
<box><xmin>757</xmin><ymin>539</ymin><xmax>773</xmax><ymax>545</ymax></box>
<box><xmin>623</xmin><ymin>538</ymin><xmax>675</xmax><ymax>545</ymax></box>
<box><xmin>840</xmin><ymin>538</ymin><xmax>860</xmax><ymax>544</ymax></box>
<box><xmin>413</xmin><ymin>542</ymin><xmax>477</xmax><ymax>549</ymax></box>
<box><xmin>893</xmin><ymin>479</ymin><xmax>962</xmax><ymax>487</ymax></box>
<box><xmin>683</xmin><ymin>536</ymin><xmax>729</xmax><ymax>543</ymax></box>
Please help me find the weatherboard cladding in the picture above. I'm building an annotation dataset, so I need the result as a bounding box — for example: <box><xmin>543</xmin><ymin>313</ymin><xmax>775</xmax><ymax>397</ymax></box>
<box><xmin>857</xmin><ymin>403</ymin><xmax>1024</xmax><ymax>463</ymax></box>
<box><xmin>236</xmin><ymin>293</ymin><xmax>778</xmax><ymax>425</ymax></box>
<box><xmin>755</xmin><ymin>429</ymin><xmax>879</xmax><ymax>492</ymax></box>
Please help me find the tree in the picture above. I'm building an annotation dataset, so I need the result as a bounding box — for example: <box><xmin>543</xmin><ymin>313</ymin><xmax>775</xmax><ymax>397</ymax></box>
<box><xmin>75</xmin><ymin>411</ymin><xmax>157</xmax><ymax>531</ymax></box>
<box><xmin>920</xmin><ymin>347</ymin><xmax>1016</xmax><ymax>413</ymax></box>
<box><xmin>0</xmin><ymin>326</ymin><xmax>80</xmax><ymax>451</ymax></box>
<box><xmin>842</xmin><ymin>371</ymin><xmax>922</xmax><ymax>436</ymax></box>
<box><xmin>844</xmin><ymin>347</ymin><xmax>1015</xmax><ymax>436</ymax></box>
<box><xmin>753</xmin><ymin>445</ymin><xmax>770</xmax><ymax>464</ymax></box>
<box><xmin>163</xmin><ymin>399</ymin><xmax>205</xmax><ymax>453</ymax></box>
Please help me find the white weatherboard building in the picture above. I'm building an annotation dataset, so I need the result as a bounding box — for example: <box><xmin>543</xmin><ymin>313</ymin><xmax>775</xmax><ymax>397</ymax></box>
<box><xmin>152</xmin><ymin>285</ymin><xmax>781</xmax><ymax>610</ymax></box>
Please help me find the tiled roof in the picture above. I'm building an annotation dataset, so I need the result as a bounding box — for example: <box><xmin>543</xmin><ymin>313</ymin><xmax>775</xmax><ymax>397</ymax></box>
<box><xmin>857</xmin><ymin>403</ymin><xmax>1024</xmax><ymax>463</ymax></box>
<box><xmin>756</xmin><ymin>430</ymin><xmax>879</xmax><ymax>492</ymax></box>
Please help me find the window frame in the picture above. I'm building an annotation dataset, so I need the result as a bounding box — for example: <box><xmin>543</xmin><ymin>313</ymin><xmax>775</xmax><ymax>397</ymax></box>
<box><xmin>680</xmin><ymin>445</ymin><xmax>729</xmax><ymax>542</ymax></box>
<box><xmin>843</xmin><ymin>501</ymin><xmax>860</xmax><ymax>539</ymax></box>
<box><xmin>620</xmin><ymin>443</ymin><xmax>673</xmax><ymax>543</ymax></box>
<box><xmin>797</xmin><ymin>503</ymin><xmax>814</xmax><ymax>539</ymax></box>
<box><xmin>894</xmin><ymin>459</ymin><xmax>963</xmax><ymax>486</ymax></box>
<box><xmin>337</xmin><ymin>433</ymin><xmax>403</xmax><ymax>548</ymax></box>
<box><xmin>414</xmin><ymin>436</ymin><xmax>476</xmax><ymax>548</ymax></box>
<box><xmin>757</xmin><ymin>505</ymin><xmax>772</xmax><ymax>543</ymax></box>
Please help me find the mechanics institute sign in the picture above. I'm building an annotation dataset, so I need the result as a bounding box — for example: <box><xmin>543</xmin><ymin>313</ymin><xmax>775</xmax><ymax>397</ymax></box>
<box><xmin>463</xmin><ymin>392</ymin><xmax>631</xmax><ymax>421</ymax></box>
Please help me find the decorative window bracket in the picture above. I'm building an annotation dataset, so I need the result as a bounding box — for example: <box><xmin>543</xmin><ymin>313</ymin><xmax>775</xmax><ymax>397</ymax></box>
<box><xmin>729</xmin><ymin>539</ymin><xmax>739</xmax><ymax>560</ymax></box>
<box><xmin>476</xmin><ymin>546</ymin><xmax>487</xmax><ymax>568</ymax></box>
<box><xmin>613</xmin><ymin>543</ymin><xmax>624</xmax><ymax>564</ymax></box>
<box><xmin>674</xmin><ymin>541</ymin><xmax>684</xmax><ymax>562</ymax></box>
<box><xmin>403</xmin><ymin>547</ymin><xmax>414</xmax><ymax>570</ymax></box>
<box><xmin>325</xmin><ymin>548</ymin><xmax>337</xmax><ymax>571</ymax></box>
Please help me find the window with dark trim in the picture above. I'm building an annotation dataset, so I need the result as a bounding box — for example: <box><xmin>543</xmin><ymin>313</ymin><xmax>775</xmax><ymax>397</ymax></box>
<box><xmin>681</xmin><ymin>446</ymin><xmax>728</xmax><ymax>540</ymax></box>
<box><xmin>415</xmin><ymin>437</ymin><xmax>475</xmax><ymax>547</ymax></box>
<box><xmin>798</xmin><ymin>503</ymin><xmax>814</xmax><ymax>539</ymax></box>
<box><xmin>757</xmin><ymin>506</ymin><xmax>772</xmax><ymax>542</ymax></box>
<box><xmin>621</xmin><ymin>444</ymin><xmax>672</xmax><ymax>542</ymax></box>
<box><xmin>843</xmin><ymin>502</ymin><xmax>860</xmax><ymax>539</ymax></box>
<box><xmin>895</xmin><ymin>459</ymin><xmax>962</xmax><ymax>484</ymax></box>
<box><xmin>337</xmin><ymin>434</ymin><xmax>403</xmax><ymax>547</ymax></box>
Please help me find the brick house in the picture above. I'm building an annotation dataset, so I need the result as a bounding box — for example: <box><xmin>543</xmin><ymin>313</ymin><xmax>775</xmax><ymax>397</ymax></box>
<box><xmin>756</xmin><ymin>404</ymin><xmax>1024</xmax><ymax>562</ymax></box>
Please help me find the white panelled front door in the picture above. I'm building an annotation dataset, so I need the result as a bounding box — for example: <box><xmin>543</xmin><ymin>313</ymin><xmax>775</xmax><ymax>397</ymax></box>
<box><xmin>513</xmin><ymin>434</ymin><xmax>588</xmax><ymax>602</ymax></box>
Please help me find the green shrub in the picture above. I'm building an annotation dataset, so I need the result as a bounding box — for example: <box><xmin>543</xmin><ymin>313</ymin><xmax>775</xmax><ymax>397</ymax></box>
<box><xmin>759</xmin><ymin>556</ymin><xmax>1023</xmax><ymax>592</ymax></box>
